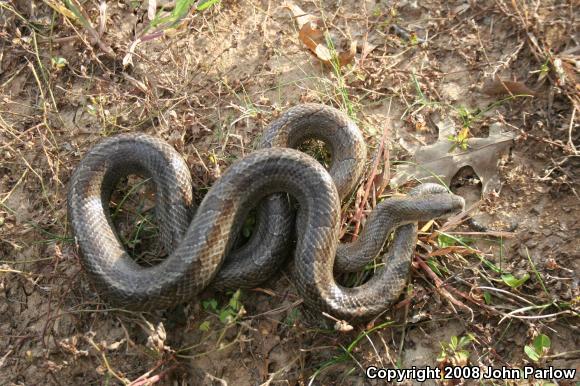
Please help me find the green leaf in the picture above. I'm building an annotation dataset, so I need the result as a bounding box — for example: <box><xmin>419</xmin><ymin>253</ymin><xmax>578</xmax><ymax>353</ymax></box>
<box><xmin>197</xmin><ymin>0</ymin><xmax>220</xmax><ymax>11</ymax></box>
<box><xmin>457</xmin><ymin>127</ymin><xmax>470</xmax><ymax>141</ymax></box>
<box><xmin>524</xmin><ymin>345</ymin><xmax>541</xmax><ymax>362</ymax></box>
<box><xmin>151</xmin><ymin>0</ymin><xmax>195</xmax><ymax>27</ymax></box>
<box><xmin>458</xmin><ymin>335</ymin><xmax>473</xmax><ymax>349</ymax></box>
<box><xmin>478</xmin><ymin>255</ymin><xmax>502</xmax><ymax>274</ymax></box>
<box><xmin>202</xmin><ymin>298</ymin><xmax>218</xmax><ymax>312</ymax></box>
<box><xmin>450</xmin><ymin>336</ymin><xmax>458</xmax><ymax>350</ymax></box>
<box><xmin>437</xmin><ymin>233</ymin><xmax>474</xmax><ymax>248</ymax></box>
<box><xmin>51</xmin><ymin>56</ymin><xmax>68</xmax><ymax>69</ymax></box>
<box><xmin>437</xmin><ymin>234</ymin><xmax>457</xmax><ymax>248</ymax></box>
<box><xmin>86</xmin><ymin>104</ymin><xmax>97</xmax><ymax>116</ymax></box>
<box><xmin>426</xmin><ymin>258</ymin><xmax>443</xmax><ymax>276</ymax></box>
<box><xmin>242</xmin><ymin>215</ymin><xmax>255</xmax><ymax>238</ymax></box>
<box><xmin>173</xmin><ymin>0</ymin><xmax>195</xmax><ymax>18</ymax></box>
<box><xmin>219</xmin><ymin>309</ymin><xmax>234</xmax><ymax>324</ymax></box>
<box><xmin>63</xmin><ymin>0</ymin><xmax>90</xmax><ymax>28</ymax></box>
<box><xmin>501</xmin><ymin>273</ymin><xmax>530</xmax><ymax>288</ymax></box>
<box><xmin>285</xmin><ymin>308</ymin><xmax>300</xmax><ymax>326</ymax></box>
<box><xmin>533</xmin><ymin>334</ymin><xmax>551</xmax><ymax>353</ymax></box>
<box><xmin>483</xmin><ymin>291</ymin><xmax>492</xmax><ymax>305</ymax></box>
<box><xmin>229</xmin><ymin>289</ymin><xmax>242</xmax><ymax>311</ymax></box>
<box><xmin>455</xmin><ymin>350</ymin><xmax>470</xmax><ymax>363</ymax></box>
<box><xmin>199</xmin><ymin>321</ymin><xmax>211</xmax><ymax>331</ymax></box>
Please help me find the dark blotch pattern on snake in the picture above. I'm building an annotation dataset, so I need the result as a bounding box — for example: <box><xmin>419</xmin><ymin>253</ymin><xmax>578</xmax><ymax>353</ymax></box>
<box><xmin>67</xmin><ymin>104</ymin><xmax>465</xmax><ymax>321</ymax></box>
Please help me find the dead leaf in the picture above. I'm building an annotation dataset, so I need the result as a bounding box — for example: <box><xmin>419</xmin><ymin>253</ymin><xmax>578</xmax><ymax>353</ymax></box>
<box><xmin>360</xmin><ymin>39</ymin><xmax>378</xmax><ymax>63</ymax></box>
<box><xmin>298</xmin><ymin>20</ymin><xmax>324</xmax><ymax>50</ymax></box>
<box><xmin>391</xmin><ymin>119</ymin><xmax>515</xmax><ymax>195</ymax></box>
<box><xmin>106</xmin><ymin>339</ymin><xmax>127</xmax><ymax>351</ymax></box>
<box><xmin>334</xmin><ymin>320</ymin><xmax>354</xmax><ymax>332</ymax></box>
<box><xmin>147</xmin><ymin>0</ymin><xmax>157</xmax><ymax>20</ymax></box>
<box><xmin>481</xmin><ymin>78</ymin><xmax>538</xmax><ymax>97</ymax></box>
<box><xmin>285</xmin><ymin>2</ymin><xmax>356</xmax><ymax>67</ymax></box>
<box><xmin>283</xmin><ymin>2</ymin><xmax>318</xmax><ymax>29</ymax></box>
<box><xmin>337</xmin><ymin>40</ymin><xmax>357</xmax><ymax>67</ymax></box>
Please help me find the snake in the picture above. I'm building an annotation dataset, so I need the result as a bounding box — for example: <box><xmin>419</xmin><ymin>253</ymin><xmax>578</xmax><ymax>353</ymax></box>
<box><xmin>67</xmin><ymin>104</ymin><xmax>465</xmax><ymax>321</ymax></box>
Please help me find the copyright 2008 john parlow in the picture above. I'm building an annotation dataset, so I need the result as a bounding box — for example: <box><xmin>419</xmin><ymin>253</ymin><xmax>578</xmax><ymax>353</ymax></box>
<box><xmin>365</xmin><ymin>365</ymin><xmax>577</xmax><ymax>382</ymax></box>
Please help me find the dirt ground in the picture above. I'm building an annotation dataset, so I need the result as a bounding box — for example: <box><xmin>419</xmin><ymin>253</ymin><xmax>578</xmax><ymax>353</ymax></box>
<box><xmin>0</xmin><ymin>0</ymin><xmax>578</xmax><ymax>385</ymax></box>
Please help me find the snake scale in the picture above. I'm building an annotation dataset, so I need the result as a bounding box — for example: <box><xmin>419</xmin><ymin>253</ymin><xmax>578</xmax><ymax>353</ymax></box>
<box><xmin>68</xmin><ymin>104</ymin><xmax>465</xmax><ymax>321</ymax></box>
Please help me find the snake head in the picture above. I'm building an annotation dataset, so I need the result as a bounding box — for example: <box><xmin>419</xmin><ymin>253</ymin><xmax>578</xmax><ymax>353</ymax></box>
<box><xmin>409</xmin><ymin>183</ymin><xmax>466</xmax><ymax>219</ymax></box>
<box><xmin>431</xmin><ymin>192</ymin><xmax>466</xmax><ymax>220</ymax></box>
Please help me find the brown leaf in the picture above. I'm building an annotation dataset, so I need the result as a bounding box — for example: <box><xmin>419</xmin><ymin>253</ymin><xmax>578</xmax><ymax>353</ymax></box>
<box><xmin>283</xmin><ymin>2</ymin><xmax>318</xmax><ymax>30</ymax></box>
<box><xmin>298</xmin><ymin>21</ymin><xmax>325</xmax><ymax>53</ymax></box>
<box><xmin>392</xmin><ymin>120</ymin><xmax>515</xmax><ymax>195</ymax></box>
<box><xmin>481</xmin><ymin>78</ymin><xmax>538</xmax><ymax>97</ymax></box>
<box><xmin>298</xmin><ymin>21</ymin><xmax>330</xmax><ymax>55</ymax></box>
<box><xmin>337</xmin><ymin>40</ymin><xmax>357</xmax><ymax>67</ymax></box>
<box><xmin>286</xmin><ymin>2</ymin><xmax>355</xmax><ymax>67</ymax></box>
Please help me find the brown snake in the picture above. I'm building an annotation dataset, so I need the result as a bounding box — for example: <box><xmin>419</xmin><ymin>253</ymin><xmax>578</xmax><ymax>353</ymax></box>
<box><xmin>67</xmin><ymin>104</ymin><xmax>465</xmax><ymax>321</ymax></box>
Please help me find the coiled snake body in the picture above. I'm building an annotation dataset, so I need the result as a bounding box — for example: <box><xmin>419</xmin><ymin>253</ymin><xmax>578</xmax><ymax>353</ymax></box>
<box><xmin>68</xmin><ymin>104</ymin><xmax>464</xmax><ymax>321</ymax></box>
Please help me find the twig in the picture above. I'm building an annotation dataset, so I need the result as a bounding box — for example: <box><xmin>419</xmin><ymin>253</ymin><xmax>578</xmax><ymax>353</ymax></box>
<box><xmin>477</xmin><ymin>286</ymin><xmax>535</xmax><ymax>306</ymax></box>
<box><xmin>203</xmin><ymin>372</ymin><xmax>228</xmax><ymax>386</ymax></box>
<box><xmin>129</xmin><ymin>362</ymin><xmax>178</xmax><ymax>386</ymax></box>
<box><xmin>499</xmin><ymin>309</ymin><xmax>577</xmax><ymax>324</ymax></box>
<box><xmin>351</xmin><ymin>107</ymin><xmax>391</xmax><ymax>239</ymax></box>
<box><xmin>567</xmin><ymin>106</ymin><xmax>577</xmax><ymax>153</ymax></box>
<box><xmin>260</xmin><ymin>356</ymin><xmax>300</xmax><ymax>386</ymax></box>
<box><xmin>415</xmin><ymin>256</ymin><xmax>475</xmax><ymax>321</ymax></box>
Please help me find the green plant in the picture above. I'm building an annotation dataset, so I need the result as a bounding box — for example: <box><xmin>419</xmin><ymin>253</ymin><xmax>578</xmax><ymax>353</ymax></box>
<box><xmin>525</xmin><ymin>247</ymin><xmax>549</xmax><ymax>296</ymax></box>
<box><xmin>150</xmin><ymin>0</ymin><xmax>221</xmax><ymax>28</ymax></box>
<box><xmin>524</xmin><ymin>334</ymin><xmax>550</xmax><ymax>362</ymax></box>
<box><xmin>201</xmin><ymin>290</ymin><xmax>244</xmax><ymax>328</ymax></box>
<box><xmin>284</xmin><ymin>308</ymin><xmax>301</xmax><ymax>327</ymax></box>
<box><xmin>530</xmin><ymin>58</ymin><xmax>550</xmax><ymax>81</ymax></box>
<box><xmin>447</xmin><ymin>126</ymin><xmax>470</xmax><ymax>152</ymax></box>
<box><xmin>50</xmin><ymin>56</ymin><xmax>68</xmax><ymax>70</ymax></box>
<box><xmin>402</xmin><ymin>73</ymin><xmax>441</xmax><ymax>118</ymax></box>
<box><xmin>437</xmin><ymin>334</ymin><xmax>475</xmax><ymax>366</ymax></box>
<box><xmin>483</xmin><ymin>291</ymin><xmax>492</xmax><ymax>304</ymax></box>
<box><xmin>324</xmin><ymin>32</ymin><xmax>356</xmax><ymax>119</ymax></box>
<box><xmin>309</xmin><ymin>321</ymin><xmax>394</xmax><ymax>385</ymax></box>
<box><xmin>501</xmin><ymin>272</ymin><xmax>530</xmax><ymax>289</ymax></box>
<box><xmin>437</xmin><ymin>233</ymin><xmax>474</xmax><ymax>248</ymax></box>
<box><xmin>425</xmin><ymin>258</ymin><xmax>449</xmax><ymax>277</ymax></box>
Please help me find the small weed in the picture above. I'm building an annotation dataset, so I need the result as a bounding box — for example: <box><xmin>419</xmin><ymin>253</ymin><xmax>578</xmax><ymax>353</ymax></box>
<box><xmin>50</xmin><ymin>56</ymin><xmax>68</xmax><ymax>70</ymax></box>
<box><xmin>500</xmin><ymin>272</ymin><xmax>530</xmax><ymax>289</ymax></box>
<box><xmin>437</xmin><ymin>233</ymin><xmax>474</xmax><ymax>248</ymax></box>
<box><xmin>530</xmin><ymin>58</ymin><xmax>551</xmax><ymax>81</ymax></box>
<box><xmin>437</xmin><ymin>334</ymin><xmax>476</xmax><ymax>366</ymax></box>
<box><xmin>447</xmin><ymin>126</ymin><xmax>470</xmax><ymax>152</ymax></box>
<box><xmin>309</xmin><ymin>321</ymin><xmax>394</xmax><ymax>385</ymax></box>
<box><xmin>150</xmin><ymin>0</ymin><xmax>221</xmax><ymax>29</ymax></box>
<box><xmin>524</xmin><ymin>334</ymin><xmax>551</xmax><ymax>362</ymax></box>
<box><xmin>402</xmin><ymin>73</ymin><xmax>441</xmax><ymax>118</ymax></box>
<box><xmin>324</xmin><ymin>33</ymin><xmax>357</xmax><ymax>119</ymax></box>
<box><xmin>525</xmin><ymin>247</ymin><xmax>549</xmax><ymax>296</ymax></box>
<box><xmin>202</xmin><ymin>290</ymin><xmax>244</xmax><ymax>327</ymax></box>
<box><xmin>284</xmin><ymin>308</ymin><xmax>301</xmax><ymax>327</ymax></box>
<box><xmin>483</xmin><ymin>291</ymin><xmax>492</xmax><ymax>305</ymax></box>
<box><xmin>425</xmin><ymin>258</ymin><xmax>449</xmax><ymax>276</ymax></box>
<box><xmin>298</xmin><ymin>139</ymin><xmax>332</xmax><ymax>168</ymax></box>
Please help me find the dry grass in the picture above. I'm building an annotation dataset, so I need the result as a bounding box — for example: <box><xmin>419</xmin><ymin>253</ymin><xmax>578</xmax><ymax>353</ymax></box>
<box><xmin>0</xmin><ymin>0</ymin><xmax>578</xmax><ymax>385</ymax></box>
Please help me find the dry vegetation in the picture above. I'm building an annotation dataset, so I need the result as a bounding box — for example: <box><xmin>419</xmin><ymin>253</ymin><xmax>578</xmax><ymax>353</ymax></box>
<box><xmin>0</xmin><ymin>0</ymin><xmax>578</xmax><ymax>385</ymax></box>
